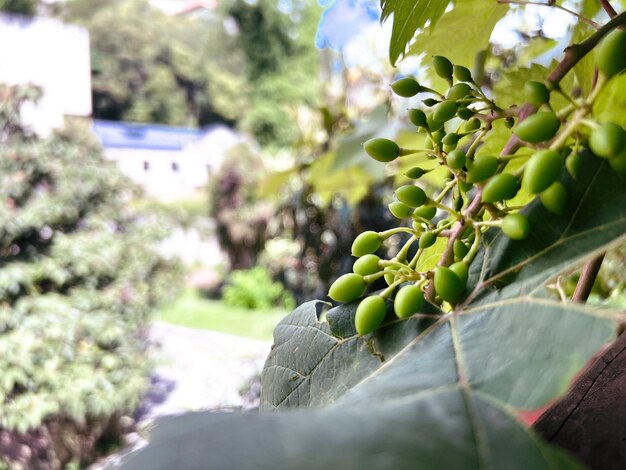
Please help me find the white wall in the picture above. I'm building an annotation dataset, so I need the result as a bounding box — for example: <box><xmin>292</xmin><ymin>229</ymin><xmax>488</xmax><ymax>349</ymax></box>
<box><xmin>0</xmin><ymin>13</ymin><xmax>91</xmax><ymax>134</ymax></box>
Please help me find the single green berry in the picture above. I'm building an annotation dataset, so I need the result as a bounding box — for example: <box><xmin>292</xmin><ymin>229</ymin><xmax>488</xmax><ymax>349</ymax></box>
<box><xmin>389</xmin><ymin>201</ymin><xmax>412</xmax><ymax>219</ymax></box>
<box><xmin>408</xmin><ymin>108</ymin><xmax>428</xmax><ymax>127</ymax></box>
<box><xmin>351</xmin><ymin>231</ymin><xmax>381</xmax><ymax>257</ymax></box>
<box><xmin>589</xmin><ymin>123</ymin><xmax>625</xmax><ymax>159</ymax></box>
<box><xmin>433</xmin><ymin>56</ymin><xmax>453</xmax><ymax>80</ymax></box>
<box><xmin>453</xmin><ymin>65</ymin><xmax>472</xmax><ymax>82</ymax></box>
<box><xmin>433</xmin><ymin>100</ymin><xmax>458</xmax><ymax>122</ymax></box>
<box><xmin>463</xmin><ymin>118</ymin><xmax>481</xmax><ymax>132</ymax></box>
<box><xmin>449</xmin><ymin>261</ymin><xmax>469</xmax><ymax>285</ymax></box>
<box><xmin>396</xmin><ymin>185</ymin><xmax>427</xmax><ymax>208</ymax></box>
<box><xmin>481</xmin><ymin>173</ymin><xmax>519</xmax><ymax>203</ymax></box>
<box><xmin>328</xmin><ymin>273</ymin><xmax>366</xmax><ymax>303</ymax></box>
<box><xmin>412</xmin><ymin>205</ymin><xmax>437</xmax><ymax>220</ymax></box>
<box><xmin>405</xmin><ymin>167</ymin><xmax>427</xmax><ymax>179</ymax></box>
<box><xmin>447</xmin><ymin>83</ymin><xmax>472</xmax><ymax>101</ymax></box>
<box><xmin>423</xmin><ymin>98</ymin><xmax>439</xmax><ymax>107</ymax></box>
<box><xmin>364</xmin><ymin>138</ymin><xmax>400</xmax><ymax>162</ymax></box>
<box><xmin>353</xmin><ymin>254</ymin><xmax>381</xmax><ymax>276</ymax></box>
<box><xmin>596</xmin><ymin>30</ymin><xmax>626</xmax><ymax>78</ymax></box>
<box><xmin>442</xmin><ymin>133</ymin><xmax>460</xmax><ymax>146</ymax></box>
<box><xmin>446</xmin><ymin>150</ymin><xmax>466</xmax><ymax>171</ymax></box>
<box><xmin>453</xmin><ymin>240</ymin><xmax>469</xmax><ymax>260</ymax></box>
<box><xmin>457</xmin><ymin>107</ymin><xmax>475</xmax><ymax>121</ymax></box>
<box><xmin>391</xmin><ymin>77</ymin><xmax>422</xmax><ymax>97</ymax></box>
<box><xmin>384</xmin><ymin>264</ymin><xmax>399</xmax><ymax>286</ymax></box>
<box><xmin>419</xmin><ymin>231</ymin><xmax>437</xmax><ymax>249</ymax></box>
<box><xmin>355</xmin><ymin>295</ymin><xmax>387</xmax><ymax>335</ymax></box>
<box><xmin>524</xmin><ymin>81</ymin><xmax>550</xmax><ymax>107</ymax></box>
<box><xmin>458</xmin><ymin>180</ymin><xmax>473</xmax><ymax>193</ymax></box>
<box><xmin>443</xmin><ymin>143</ymin><xmax>457</xmax><ymax>153</ymax></box>
<box><xmin>540</xmin><ymin>182</ymin><xmax>567</xmax><ymax>215</ymax></box>
<box><xmin>566</xmin><ymin>151</ymin><xmax>584</xmax><ymax>178</ymax></box>
<box><xmin>501</xmin><ymin>214</ymin><xmax>530</xmax><ymax>240</ymax></box>
<box><xmin>523</xmin><ymin>149</ymin><xmax>562</xmax><ymax>194</ymax></box>
<box><xmin>504</xmin><ymin>117</ymin><xmax>515</xmax><ymax>129</ymax></box>
<box><xmin>466</xmin><ymin>155</ymin><xmax>499</xmax><ymax>183</ymax></box>
<box><xmin>394</xmin><ymin>285</ymin><xmax>424</xmax><ymax>319</ymax></box>
<box><xmin>434</xmin><ymin>266</ymin><xmax>465</xmax><ymax>304</ymax></box>
<box><xmin>513</xmin><ymin>112</ymin><xmax>560</xmax><ymax>144</ymax></box>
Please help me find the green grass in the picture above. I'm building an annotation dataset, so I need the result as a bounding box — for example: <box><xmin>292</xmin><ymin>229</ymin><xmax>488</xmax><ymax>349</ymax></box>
<box><xmin>157</xmin><ymin>289</ymin><xmax>288</xmax><ymax>341</ymax></box>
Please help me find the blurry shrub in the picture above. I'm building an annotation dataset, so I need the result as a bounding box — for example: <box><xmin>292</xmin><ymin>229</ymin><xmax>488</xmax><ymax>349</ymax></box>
<box><xmin>0</xmin><ymin>85</ymin><xmax>182</xmax><ymax>468</ymax></box>
<box><xmin>222</xmin><ymin>267</ymin><xmax>295</xmax><ymax>310</ymax></box>
<box><xmin>0</xmin><ymin>0</ymin><xmax>37</xmax><ymax>15</ymax></box>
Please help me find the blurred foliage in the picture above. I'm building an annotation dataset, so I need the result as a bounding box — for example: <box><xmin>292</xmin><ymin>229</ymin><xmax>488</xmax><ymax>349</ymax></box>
<box><xmin>62</xmin><ymin>0</ymin><xmax>246</xmax><ymax>127</ymax></box>
<box><xmin>222</xmin><ymin>267</ymin><xmax>295</xmax><ymax>311</ymax></box>
<box><xmin>0</xmin><ymin>0</ymin><xmax>37</xmax><ymax>15</ymax></box>
<box><xmin>0</xmin><ymin>85</ymin><xmax>182</xmax><ymax>468</ymax></box>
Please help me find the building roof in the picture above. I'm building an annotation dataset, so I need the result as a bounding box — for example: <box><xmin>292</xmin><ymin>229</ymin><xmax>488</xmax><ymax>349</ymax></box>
<box><xmin>92</xmin><ymin>119</ymin><xmax>203</xmax><ymax>151</ymax></box>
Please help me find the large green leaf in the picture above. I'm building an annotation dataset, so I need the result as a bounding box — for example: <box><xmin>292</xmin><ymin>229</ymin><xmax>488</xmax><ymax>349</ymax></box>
<box><xmin>122</xmin><ymin>154</ymin><xmax>624</xmax><ymax>469</ymax></box>
<box><xmin>381</xmin><ymin>0</ymin><xmax>450</xmax><ymax>65</ymax></box>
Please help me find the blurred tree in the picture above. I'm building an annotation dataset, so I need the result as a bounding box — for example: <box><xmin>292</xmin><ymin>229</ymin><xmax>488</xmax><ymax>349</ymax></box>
<box><xmin>0</xmin><ymin>0</ymin><xmax>38</xmax><ymax>15</ymax></box>
<box><xmin>0</xmin><ymin>85</ymin><xmax>181</xmax><ymax>468</ymax></box>
<box><xmin>62</xmin><ymin>0</ymin><xmax>246</xmax><ymax>127</ymax></box>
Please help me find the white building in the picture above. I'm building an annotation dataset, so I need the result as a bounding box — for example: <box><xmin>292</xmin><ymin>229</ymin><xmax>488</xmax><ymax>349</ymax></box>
<box><xmin>92</xmin><ymin>120</ymin><xmax>241</xmax><ymax>201</ymax></box>
<box><xmin>0</xmin><ymin>12</ymin><xmax>91</xmax><ymax>134</ymax></box>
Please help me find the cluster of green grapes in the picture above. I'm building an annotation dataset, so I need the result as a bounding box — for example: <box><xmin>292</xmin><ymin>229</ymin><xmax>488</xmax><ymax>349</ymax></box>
<box><xmin>328</xmin><ymin>30</ymin><xmax>626</xmax><ymax>336</ymax></box>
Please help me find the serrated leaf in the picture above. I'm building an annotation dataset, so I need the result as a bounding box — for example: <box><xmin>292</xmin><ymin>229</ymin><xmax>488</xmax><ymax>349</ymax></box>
<box><xmin>407</xmin><ymin>0</ymin><xmax>507</xmax><ymax>77</ymax></box>
<box><xmin>381</xmin><ymin>0</ymin><xmax>450</xmax><ymax>65</ymax></box>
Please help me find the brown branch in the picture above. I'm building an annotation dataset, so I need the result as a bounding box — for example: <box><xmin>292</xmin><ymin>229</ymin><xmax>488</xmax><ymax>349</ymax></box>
<box><xmin>572</xmin><ymin>254</ymin><xmax>605</xmax><ymax>302</ymax></box>
<box><xmin>598</xmin><ymin>0</ymin><xmax>618</xmax><ymax>18</ymax></box>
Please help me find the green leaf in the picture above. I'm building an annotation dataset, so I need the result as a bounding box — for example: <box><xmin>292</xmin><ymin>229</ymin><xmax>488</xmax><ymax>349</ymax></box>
<box><xmin>593</xmin><ymin>74</ymin><xmax>626</xmax><ymax>126</ymax></box>
<box><xmin>572</xmin><ymin>22</ymin><xmax>595</xmax><ymax>98</ymax></box>
<box><xmin>381</xmin><ymin>0</ymin><xmax>450</xmax><ymax>65</ymax></box>
<box><xmin>406</xmin><ymin>0</ymin><xmax>508</xmax><ymax>76</ymax></box>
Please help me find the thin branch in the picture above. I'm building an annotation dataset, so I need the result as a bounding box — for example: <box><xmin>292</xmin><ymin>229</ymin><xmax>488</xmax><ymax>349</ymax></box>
<box><xmin>497</xmin><ymin>0</ymin><xmax>600</xmax><ymax>29</ymax></box>
<box><xmin>572</xmin><ymin>254</ymin><xmax>605</xmax><ymax>303</ymax></box>
<box><xmin>598</xmin><ymin>0</ymin><xmax>618</xmax><ymax>18</ymax></box>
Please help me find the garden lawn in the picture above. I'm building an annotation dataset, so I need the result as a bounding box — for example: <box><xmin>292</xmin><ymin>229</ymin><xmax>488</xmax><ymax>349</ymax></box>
<box><xmin>158</xmin><ymin>289</ymin><xmax>288</xmax><ymax>341</ymax></box>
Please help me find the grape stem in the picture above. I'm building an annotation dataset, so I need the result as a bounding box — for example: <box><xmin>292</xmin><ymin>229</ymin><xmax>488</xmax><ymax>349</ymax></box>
<box><xmin>572</xmin><ymin>254</ymin><xmax>606</xmax><ymax>303</ymax></box>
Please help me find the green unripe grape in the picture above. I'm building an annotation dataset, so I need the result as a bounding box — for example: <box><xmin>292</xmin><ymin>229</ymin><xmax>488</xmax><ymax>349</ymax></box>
<box><xmin>540</xmin><ymin>181</ymin><xmax>567</xmax><ymax>215</ymax></box>
<box><xmin>351</xmin><ymin>231</ymin><xmax>381</xmax><ymax>257</ymax></box>
<box><xmin>457</xmin><ymin>107</ymin><xmax>475</xmax><ymax>120</ymax></box>
<box><xmin>433</xmin><ymin>55</ymin><xmax>453</xmax><ymax>80</ymax></box>
<box><xmin>463</xmin><ymin>118</ymin><xmax>481</xmax><ymax>133</ymax></box>
<box><xmin>501</xmin><ymin>214</ymin><xmax>530</xmax><ymax>240</ymax></box>
<box><xmin>446</xmin><ymin>149</ymin><xmax>466</xmax><ymax>171</ymax></box>
<box><xmin>453</xmin><ymin>195</ymin><xmax>463</xmax><ymax>212</ymax></box>
<box><xmin>408</xmin><ymin>108</ymin><xmax>428</xmax><ymax>127</ymax></box>
<box><xmin>453</xmin><ymin>65</ymin><xmax>472</xmax><ymax>82</ymax></box>
<box><xmin>523</xmin><ymin>149</ymin><xmax>562</xmax><ymax>194</ymax></box>
<box><xmin>504</xmin><ymin>117</ymin><xmax>515</xmax><ymax>129</ymax></box>
<box><xmin>447</xmin><ymin>83</ymin><xmax>472</xmax><ymax>101</ymax></box>
<box><xmin>388</xmin><ymin>201</ymin><xmax>412</xmax><ymax>219</ymax></box>
<box><xmin>443</xmin><ymin>143</ymin><xmax>456</xmax><ymax>153</ymax></box>
<box><xmin>466</xmin><ymin>155</ymin><xmax>499</xmax><ymax>183</ymax></box>
<box><xmin>364</xmin><ymin>138</ymin><xmax>400</xmax><ymax>162</ymax></box>
<box><xmin>442</xmin><ymin>133</ymin><xmax>460</xmax><ymax>146</ymax></box>
<box><xmin>566</xmin><ymin>151</ymin><xmax>584</xmax><ymax>178</ymax></box>
<box><xmin>433</xmin><ymin>100</ymin><xmax>458</xmax><ymax>122</ymax></box>
<box><xmin>391</xmin><ymin>77</ymin><xmax>422</xmax><ymax>97</ymax></box>
<box><xmin>426</xmin><ymin>116</ymin><xmax>445</xmax><ymax>133</ymax></box>
<box><xmin>394</xmin><ymin>285</ymin><xmax>424</xmax><ymax>319</ymax></box>
<box><xmin>396</xmin><ymin>185</ymin><xmax>427</xmax><ymax>207</ymax></box>
<box><xmin>355</xmin><ymin>295</ymin><xmax>387</xmax><ymax>335</ymax></box>
<box><xmin>595</xmin><ymin>30</ymin><xmax>626</xmax><ymax>78</ymax></box>
<box><xmin>413</xmin><ymin>205</ymin><xmax>437</xmax><ymax>220</ymax></box>
<box><xmin>524</xmin><ymin>81</ymin><xmax>550</xmax><ymax>107</ymax></box>
<box><xmin>405</xmin><ymin>167</ymin><xmax>427</xmax><ymax>179</ymax></box>
<box><xmin>589</xmin><ymin>123</ymin><xmax>625</xmax><ymax>159</ymax></box>
<box><xmin>419</xmin><ymin>231</ymin><xmax>437</xmax><ymax>249</ymax></box>
<box><xmin>423</xmin><ymin>98</ymin><xmax>439</xmax><ymax>107</ymax></box>
<box><xmin>453</xmin><ymin>240</ymin><xmax>469</xmax><ymax>260</ymax></box>
<box><xmin>432</xmin><ymin>129</ymin><xmax>446</xmax><ymax>144</ymax></box>
<box><xmin>328</xmin><ymin>273</ymin><xmax>366</xmax><ymax>303</ymax></box>
<box><xmin>384</xmin><ymin>265</ymin><xmax>399</xmax><ymax>286</ymax></box>
<box><xmin>513</xmin><ymin>112</ymin><xmax>560</xmax><ymax>143</ymax></box>
<box><xmin>434</xmin><ymin>266</ymin><xmax>465</xmax><ymax>304</ymax></box>
<box><xmin>481</xmin><ymin>173</ymin><xmax>519</xmax><ymax>203</ymax></box>
<box><xmin>353</xmin><ymin>254</ymin><xmax>381</xmax><ymax>276</ymax></box>
<box><xmin>449</xmin><ymin>261</ymin><xmax>469</xmax><ymax>285</ymax></box>
<box><xmin>609</xmin><ymin>147</ymin><xmax>626</xmax><ymax>175</ymax></box>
